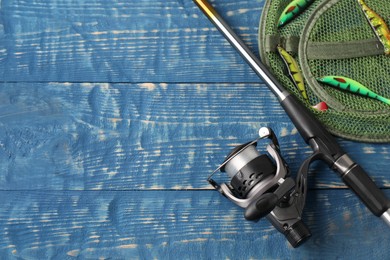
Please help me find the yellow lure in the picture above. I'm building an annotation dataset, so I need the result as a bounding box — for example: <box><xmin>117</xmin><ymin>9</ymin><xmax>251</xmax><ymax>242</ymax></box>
<box><xmin>277</xmin><ymin>46</ymin><xmax>308</xmax><ymax>101</ymax></box>
<box><xmin>358</xmin><ymin>0</ymin><xmax>390</xmax><ymax>55</ymax></box>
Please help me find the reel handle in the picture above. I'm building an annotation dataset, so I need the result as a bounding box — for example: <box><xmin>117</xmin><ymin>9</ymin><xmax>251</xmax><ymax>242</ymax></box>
<box><xmin>244</xmin><ymin>177</ymin><xmax>295</xmax><ymax>221</ymax></box>
<box><xmin>244</xmin><ymin>193</ymin><xmax>278</xmax><ymax>221</ymax></box>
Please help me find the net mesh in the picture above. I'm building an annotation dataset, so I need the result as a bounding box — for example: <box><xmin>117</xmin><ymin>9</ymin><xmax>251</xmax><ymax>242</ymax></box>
<box><xmin>259</xmin><ymin>0</ymin><xmax>390</xmax><ymax>142</ymax></box>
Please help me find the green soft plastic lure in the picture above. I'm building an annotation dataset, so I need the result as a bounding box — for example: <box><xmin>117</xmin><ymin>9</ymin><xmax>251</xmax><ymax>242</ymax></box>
<box><xmin>357</xmin><ymin>0</ymin><xmax>390</xmax><ymax>55</ymax></box>
<box><xmin>277</xmin><ymin>46</ymin><xmax>308</xmax><ymax>101</ymax></box>
<box><xmin>317</xmin><ymin>76</ymin><xmax>390</xmax><ymax>105</ymax></box>
<box><xmin>278</xmin><ymin>0</ymin><xmax>314</xmax><ymax>28</ymax></box>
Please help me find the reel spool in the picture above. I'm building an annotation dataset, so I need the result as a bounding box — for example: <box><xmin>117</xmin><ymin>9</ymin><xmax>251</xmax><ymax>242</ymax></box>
<box><xmin>208</xmin><ymin>127</ymin><xmax>311</xmax><ymax>247</ymax></box>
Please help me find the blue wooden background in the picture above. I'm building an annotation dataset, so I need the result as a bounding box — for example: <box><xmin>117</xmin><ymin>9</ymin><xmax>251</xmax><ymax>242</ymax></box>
<box><xmin>0</xmin><ymin>0</ymin><xmax>389</xmax><ymax>259</ymax></box>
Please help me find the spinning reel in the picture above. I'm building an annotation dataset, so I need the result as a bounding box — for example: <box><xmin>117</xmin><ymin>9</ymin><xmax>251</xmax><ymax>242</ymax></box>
<box><xmin>208</xmin><ymin>127</ymin><xmax>311</xmax><ymax>247</ymax></box>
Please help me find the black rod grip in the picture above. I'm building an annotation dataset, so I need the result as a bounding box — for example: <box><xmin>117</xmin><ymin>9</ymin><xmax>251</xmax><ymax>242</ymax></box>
<box><xmin>280</xmin><ymin>94</ymin><xmax>344</xmax><ymax>158</ymax></box>
<box><xmin>343</xmin><ymin>165</ymin><xmax>390</xmax><ymax>216</ymax></box>
<box><xmin>281</xmin><ymin>94</ymin><xmax>390</xmax><ymax>216</ymax></box>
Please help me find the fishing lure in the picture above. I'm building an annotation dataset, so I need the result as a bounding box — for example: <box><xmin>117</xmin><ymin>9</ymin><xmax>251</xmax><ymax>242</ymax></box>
<box><xmin>317</xmin><ymin>76</ymin><xmax>390</xmax><ymax>105</ymax></box>
<box><xmin>277</xmin><ymin>0</ymin><xmax>314</xmax><ymax>28</ymax></box>
<box><xmin>277</xmin><ymin>46</ymin><xmax>309</xmax><ymax>101</ymax></box>
<box><xmin>277</xmin><ymin>46</ymin><xmax>328</xmax><ymax>111</ymax></box>
<box><xmin>357</xmin><ymin>0</ymin><xmax>390</xmax><ymax>55</ymax></box>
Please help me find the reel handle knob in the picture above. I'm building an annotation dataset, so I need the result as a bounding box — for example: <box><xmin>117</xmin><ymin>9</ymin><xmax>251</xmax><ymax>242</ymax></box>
<box><xmin>244</xmin><ymin>193</ymin><xmax>278</xmax><ymax>221</ymax></box>
<box><xmin>244</xmin><ymin>178</ymin><xmax>296</xmax><ymax>221</ymax></box>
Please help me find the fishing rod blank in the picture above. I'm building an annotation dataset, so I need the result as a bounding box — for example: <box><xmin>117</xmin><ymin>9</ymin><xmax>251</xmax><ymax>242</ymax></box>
<box><xmin>194</xmin><ymin>0</ymin><xmax>390</xmax><ymax>227</ymax></box>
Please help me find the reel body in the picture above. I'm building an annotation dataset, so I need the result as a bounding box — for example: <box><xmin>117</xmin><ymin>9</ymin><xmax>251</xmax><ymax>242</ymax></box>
<box><xmin>209</xmin><ymin>127</ymin><xmax>311</xmax><ymax>247</ymax></box>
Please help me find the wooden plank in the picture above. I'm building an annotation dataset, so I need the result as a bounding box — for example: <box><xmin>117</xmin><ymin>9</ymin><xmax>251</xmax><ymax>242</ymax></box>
<box><xmin>0</xmin><ymin>0</ymin><xmax>263</xmax><ymax>83</ymax></box>
<box><xmin>0</xmin><ymin>0</ymin><xmax>388</xmax><ymax>258</ymax></box>
<box><xmin>0</xmin><ymin>82</ymin><xmax>389</xmax><ymax>190</ymax></box>
<box><xmin>0</xmin><ymin>190</ymin><xmax>389</xmax><ymax>259</ymax></box>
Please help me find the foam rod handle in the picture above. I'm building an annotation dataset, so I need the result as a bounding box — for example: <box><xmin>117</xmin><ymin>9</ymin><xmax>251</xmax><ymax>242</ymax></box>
<box><xmin>342</xmin><ymin>164</ymin><xmax>390</xmax><ymax>218</ymax></box>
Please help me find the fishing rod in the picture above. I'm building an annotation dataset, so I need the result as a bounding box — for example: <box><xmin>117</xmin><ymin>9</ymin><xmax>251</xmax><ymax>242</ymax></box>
<box><xmin>194</xmin><ymin>0</ymin><xmax>390</xmax><ymax>240</ymax></box>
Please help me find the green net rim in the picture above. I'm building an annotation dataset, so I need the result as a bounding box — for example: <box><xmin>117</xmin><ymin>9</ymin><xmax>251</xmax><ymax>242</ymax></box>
<box><xmin>258</xmin><ymin>0</ymin><xmax>390</xmax><ymax>143</ymax></box>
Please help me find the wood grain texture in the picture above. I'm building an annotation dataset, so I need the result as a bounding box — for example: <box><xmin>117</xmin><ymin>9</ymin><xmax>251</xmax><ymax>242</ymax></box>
<box><xmin>0</xmin><ymin>0</ymin><xmax>263</xmax><ymax>83</ymax></box>
<box><xmin>0</xmin><ymin>83</ymin><xmax>389</xmax><ymax>191</ymax></box>
<box><xmin>0</xmin><ymin>0</ymin><xmax>389</xmax><ymax>258</ymax></box>
<box><xmin>1</xmin><ymin>190</ymin><xmax>389</xmax><ymax>259</ymax></box>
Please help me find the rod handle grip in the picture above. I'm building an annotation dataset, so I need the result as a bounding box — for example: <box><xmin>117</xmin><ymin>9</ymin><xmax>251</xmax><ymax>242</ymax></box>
<box><xmin>343</xmin><ymin>164</ymin><xmax>390</xmax><ymax>216</ymax></box>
